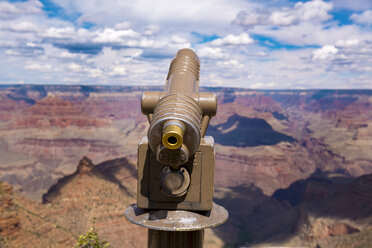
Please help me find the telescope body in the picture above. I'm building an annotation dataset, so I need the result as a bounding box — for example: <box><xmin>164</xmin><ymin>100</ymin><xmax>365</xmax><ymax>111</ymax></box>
<box><xmin>137</xmin><ymin>49</ymin><xmax>217</xmax><ymax>211</ymax></box>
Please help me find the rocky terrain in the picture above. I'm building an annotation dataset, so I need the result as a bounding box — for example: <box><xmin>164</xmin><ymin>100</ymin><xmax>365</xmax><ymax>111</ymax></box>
<box><xmin>0</xmin><ymin>85</ymin><xmax>147</xmax><ymax>201</ymax></box>
<box><xmin>1</xmin><ymin>159</ymin><xmax>371</xmax><ymax>248</ymax></box>
<box><xmin>0</xmin><ymin>157</ymin><xmax>223</xmax><ymax>248</ymax></box>
<box><xmin>0</xmin><ymin>157</ymin><xmax>144</xmax><ymax>247</ymax></box>
<box><xmin>0</xmin><ymin>85</ymin><xmax>371</xmax><ymax>247</ymax></box>
<box><xmin>212</xmin><ymin>171</ymin><xmax>372</xmax><ymax>247</ymax></box>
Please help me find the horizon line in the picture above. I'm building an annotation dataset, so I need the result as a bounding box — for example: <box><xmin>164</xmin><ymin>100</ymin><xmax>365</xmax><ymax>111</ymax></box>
<box><xmin>1</xmin><ymin>84</ymin><xmax>371</xmax><ymax>91</ymax></box>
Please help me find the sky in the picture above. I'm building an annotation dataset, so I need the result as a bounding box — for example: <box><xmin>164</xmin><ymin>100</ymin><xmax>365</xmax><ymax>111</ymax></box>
<box><xmin>0</xmin><ymin>0</ymin><xmax>372</xmax><ymax>89</ymax></box>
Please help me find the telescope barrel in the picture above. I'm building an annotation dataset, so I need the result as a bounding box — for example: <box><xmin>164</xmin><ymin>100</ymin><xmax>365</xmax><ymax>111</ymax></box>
<box><xmin>141</xmin><ymin>48</ymin><xmax>216</xmax><ymax>166</ymax></box>
<box><xmin>165</xmin><ymin>49</ymin><xmax>200</xmax><ymax>97</ymax></box>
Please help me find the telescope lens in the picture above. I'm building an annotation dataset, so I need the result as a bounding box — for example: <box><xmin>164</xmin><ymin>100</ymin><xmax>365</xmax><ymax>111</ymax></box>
<box><xmin>162</xmin><ymin>124</ymin><xmax>184</xmax><ymax>149</ymax></box>
<box><xmin>167</xmin><ymin>136</ymin><xmax>178</xmax><ymax>145</ymax></box>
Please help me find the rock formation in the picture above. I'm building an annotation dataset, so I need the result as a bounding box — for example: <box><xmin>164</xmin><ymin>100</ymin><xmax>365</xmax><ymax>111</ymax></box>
<box><xmin>0</xmin><ymin>86</ymin><xmax>371</xmax><ymax>247</ymax></box>
<box><xmin>0</xmin><ymin>181</ymin><xmax>20</xmax><ymax>237</ymax></box>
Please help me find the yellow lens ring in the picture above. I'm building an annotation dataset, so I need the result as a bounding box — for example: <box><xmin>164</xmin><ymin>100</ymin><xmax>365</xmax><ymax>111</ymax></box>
<box><xmin>162</xmin><ymin>125</ymin><xmax>183</xmax><ymax>149</ymax></box>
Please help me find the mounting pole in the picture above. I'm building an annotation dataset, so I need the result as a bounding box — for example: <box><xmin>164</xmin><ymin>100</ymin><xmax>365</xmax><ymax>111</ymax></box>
<box><xmin>124</xmin><ymin>203</ymin><xmax>228</xmax><ymax>248</ymax></box>
<box><xmin>148</xmin><ymin>230</ymin><xmax>203</xmax><ymax>248</ymax></box>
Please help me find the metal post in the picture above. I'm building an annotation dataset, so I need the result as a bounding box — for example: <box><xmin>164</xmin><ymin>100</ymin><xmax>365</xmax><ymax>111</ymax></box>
<box><xmin>124</xmin><ymin>203</ymin><xmax>228</xmax><ymax>248</ymax></box>
<box><xmin>148</xmin><ymin>229</ymin><xmax>204</xmax><ymax>248</ymax></box>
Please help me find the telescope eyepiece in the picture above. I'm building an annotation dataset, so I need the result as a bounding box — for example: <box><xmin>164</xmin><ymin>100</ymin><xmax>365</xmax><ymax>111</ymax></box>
<box><xmin>162</xmin><ymin>124</ymin><xmax>184</xmax><ymax>150</ymax></box>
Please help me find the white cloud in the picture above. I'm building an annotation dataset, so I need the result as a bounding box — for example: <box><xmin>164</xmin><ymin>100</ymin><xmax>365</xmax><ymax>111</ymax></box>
<box><xmin>171</xmin><ymin>36</ymin><xmax>188</xmax><ymax>44</ymax></box>
<box><xmin>218</xmin><ymin>59</ymin><xmax>244</xmax><ymax>69</ymax></box>
<box><xmin>67</xmin><ymin>63</ymin><xmax>82</xmax><ymax>71</ymax></box>
<box><xmin>57</xmin><ymin>0</ymin><xmax>255</xmax><ymax>34</ymax></box>
<box><xmin>270</xmin><ymin>0</ymin><xmax>332</xmax><ymax>26</ymax></box>
<box><xmin>0</xmin><ymin>0</ymin><xmax>42</xmax><ymax>20</ymax></box>
<box><xmin>253</xmin><ymin>22</ymin><xmax>372</xmax><ymax>47</ymax></box>
<box><xmin>335</xmin><ymin>39</ymin><xmax>360</xmax><ymax>48</ymax></box>
<box><xmin>113</xmin><ymin>22</ymin><xmax>132</xmax><ymax>30</ymax></box>
<box><xmin>143</xmin><ymin>25</ymin><xmax>161</xmax><ymax>35</ymax></box>
<box><xmin>43</xmin><ymin>27</ymin><xmax>81</xmax><ymax>39</ymax></box>
<box><xmin>92</xmin><ymin>47</ymin><xmax>128</xmax><ymax>69</ymax></box>
<box><xmin>197</xmin><ymin>47</ymin><xmax>224</xmax><ymax>59</ymax></box>
<box><xmin>350</xmin><ymin>10</ymin><xmax>372</xmax><ymax>26</ymax></box>
<box><xmin>40</xmin><ymin>26</ymin><xmax>190</xmax><ymax>52</ymax></box>
<box><xmin>232</xmin><ymin>9</ymin><xmax>268</xmax><ymax>28</ymax></box>
<box><xmin>62</xmin><ymin>77</ymin><xmax>81</xmax><ymax>83</ymax></box>
<box><xmin>86</xmin><ymin>68</ymin><xmax>103</xmax><ymax>78</ymax></box>
<box><xmin>211</xmin><ymin>33</ymin><xmax>254</xmax><ymax>46</ymax></box>
<box><xmin>233</xmin><ymin>0</ymin><xmax>332</xmax><ymax>28</ymax></box>
<box><xmin>109</xmin><ymin>66</ymin><xmax>126</xmax><ymax>76</ymax></box>
<box><xmin>0</xmin><ymin>21</ymin><xmax>40</xmax><ymax>32</ymax></box>
<box><xmin>25</xmin><ymin>63</ymin><xmax>53</xmax><ymax>71</ymax></box>
<box><xmin>0</xmin><ymin>0</ymin><xmax>372</xmax><ymax>89</ymax></box>
<box><xmin>312</xmin><ymin>45</ymin><xmax>338</xmax><ymax>60</ymax></box>
<box><xmin>92</xmin><ymin>28</ymin><xmax>139</xmax><ymax>43</ymax></box>
<box><xmin>58</xmin><ymin>51</ymin><xmax>80</xmax><ymax>59</ymax></box>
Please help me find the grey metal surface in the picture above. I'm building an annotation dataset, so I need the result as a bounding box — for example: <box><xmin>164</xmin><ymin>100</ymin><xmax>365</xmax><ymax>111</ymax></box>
<box><xmin>124</xmin><ymin>202</ymin><xmax>228</xmax><ymax>231</ymax></box>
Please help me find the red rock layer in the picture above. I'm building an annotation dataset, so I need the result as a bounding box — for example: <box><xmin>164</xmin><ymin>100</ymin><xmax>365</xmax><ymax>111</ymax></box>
<box><xmin>0</xmin><ymin>181</ymin><xmax>20</xmax><ymax>236</ymax></box>
<box><xmin>9</xmin><ymin>95</ymin><xmax>109</xmax><ymax>129</ymax></box>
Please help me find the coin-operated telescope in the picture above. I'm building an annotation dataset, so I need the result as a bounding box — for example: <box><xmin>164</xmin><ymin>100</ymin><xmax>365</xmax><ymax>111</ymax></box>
<box><xmin>125</xmin><ymin>49</ymin><xmax>227</xmax><ymax>248</ymax></box>
<box><xmin>137</xmin><ymin>48</ymin><xmax>217</xmax><ymax>211</ymax></box>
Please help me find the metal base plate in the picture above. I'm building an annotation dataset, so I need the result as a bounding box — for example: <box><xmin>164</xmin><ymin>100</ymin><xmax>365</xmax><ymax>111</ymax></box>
<box><xmin>124</xmin><ymin>202</ymin><xmax>228</xmax><ymax>231</ymax></box>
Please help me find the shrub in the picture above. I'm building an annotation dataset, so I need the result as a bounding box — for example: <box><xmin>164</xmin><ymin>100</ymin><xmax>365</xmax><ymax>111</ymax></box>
<box><xmin>74</xmin><ymin>226</ymin><xmax>110</xmax><ymax>248</ymax></box>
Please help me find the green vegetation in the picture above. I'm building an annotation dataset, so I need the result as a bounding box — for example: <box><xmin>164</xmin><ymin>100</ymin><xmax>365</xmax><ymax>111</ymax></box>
<box><xmin>74</xmin><ymin>219</ymin><xmax>110</xmax><ymax>248</ymax></box>
<box><xmin>0</xmin><ymin>180</ymin><xmax>4</xmax><ymax>195</ymax></box>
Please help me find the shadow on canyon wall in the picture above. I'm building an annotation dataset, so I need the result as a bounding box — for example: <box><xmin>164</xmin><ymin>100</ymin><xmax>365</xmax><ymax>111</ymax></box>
<box><xmin>213</xmin><ymin>171</ymin><xmax>372</xmax><ymax>247</ymax></box>
<box><xmin>207</xmin><ymin>114</ymin><xmax>295</xmax><ymax>147</ymax></box>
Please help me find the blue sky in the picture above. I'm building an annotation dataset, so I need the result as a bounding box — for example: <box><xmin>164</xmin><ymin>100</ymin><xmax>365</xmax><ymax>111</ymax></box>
<box><xmin>0</xmin><ymin>0</ymin><xmax>372</xmax><ymax>88</ymax></box>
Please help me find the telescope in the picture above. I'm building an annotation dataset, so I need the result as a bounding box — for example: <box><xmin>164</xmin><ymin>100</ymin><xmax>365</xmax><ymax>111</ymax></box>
<box><xmin>137</xmin><ymin>48</ymin><xmax>217</xmax><ymax>211</ymax></box>
<box><xmin>126</xmin><ymin>49</ymin><xmax>227</xmax><ymax>248</ymax></box>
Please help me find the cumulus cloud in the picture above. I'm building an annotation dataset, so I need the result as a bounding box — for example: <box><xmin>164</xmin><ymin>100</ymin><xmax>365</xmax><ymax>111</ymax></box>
<box><xmin>271</xmin><ymin>0</ymin><xmax>332</xmax><ymax>25</ymax></box>
<box><xmin>58</xmin><ymin>0</ymin><xmax>254</xmax><ymax>33</ymax></box>
<box><xmin>113</xmin><ymin>22</ymin><xmax>132</xmax><ymax>30</ymax></box>
<box><xmin>0</xmin><ymin>0</ymin><xmax>42</xmax><ymax>20</ymax></box>
<box><xmin>143</xmin><ymin>25</ymin><xmax>161</xmax><ymax>35</ymax></box>
<box><xmin>0</xmin><ymin>21</ymin><xmax>40</xmax><ymax>32</ymax></box>
<box><xmin>335</xmin><ymin>39</ymin><xmax>360</xmax><ymax>48</ymax></box>
<box><xmin>308</xmin><ymin>39</ymin><xmax>372</xmax><ymax>79</ymax></box>
<box><xmin>350</xmin><ymin>10</ymin><xmax>372</xmax><ymax>26</ymax></box>
<box><xmin>233</xmin><ymin>0</ymin><xmax>332</xmax><ymax>28</ymax></box>
<box><xmin>312</xmin><ymin>45</ymin><xmax>338</xmax><ymax>60</ymax></box>
<box><xmin>109</xmin><ymin>67</ymin><xmax>127</xmax><ymax>76</ymax></box>
<box><xmin>39</xmin><ymin>25</ymin><xmax>191</xmax><ymax>56</ymax></box>
<box><xmin>210</xmin><ymin>33</ymin><xmax>254</xmax><ymax>46</ymax></box>
<box><xmin>251</xmin><ymin>21</ymin><xmax>371</xmax><ymax>47</ymax></box>
<box><xmin>24</xmin><ymin>63</ymin><xmax>53</xmax><ymax>71</ymax></box>
<box><xmin>5</xmin><ymin>46</ymin><xmax>44</xmax><ymax>57</ymax></box>
<box><xmin>67</xmin><ymin>63</ymin><xmax>82</xmax><ymax>71</ymax></box>
<box><xmin>92</xmin><ymin>29</ymin><xmax>140</xmax><ymax>43</ymax></box>
<box><xmin>217</xmin><ymin>59</ymin><xmax>244</xmax><ymax>69</ymax></box>
<box><xmin>232</xmin><ymin>9</ymin><xmax>268</xmax><ymax>28</ymax></box>
<box><xmin>197</xmin><ymin>47</ymin><xmax>224</xmax><ymax>59</ymax></box>
<box><xmin>0</xmin><ymin>0</ymin><xmax>372</xmax><ymax>89</ymax></box>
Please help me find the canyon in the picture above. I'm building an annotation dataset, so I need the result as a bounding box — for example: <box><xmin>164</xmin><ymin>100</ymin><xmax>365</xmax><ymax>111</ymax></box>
<box><xmin>0</xmin><ymin>85</ymin><xmax>371</xmax><ymax>247</ymax></box>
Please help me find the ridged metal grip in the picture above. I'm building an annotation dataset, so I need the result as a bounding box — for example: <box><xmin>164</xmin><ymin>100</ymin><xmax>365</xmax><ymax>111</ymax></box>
<box><xmin>148</xmin><ymin>93</ymin><xmax>202</xmax><ymax>159</ymax></box>
<box><xmin>147</xmin><ymin>49</ymin><xmax>202</xmax><ymax>163</ymax></box>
